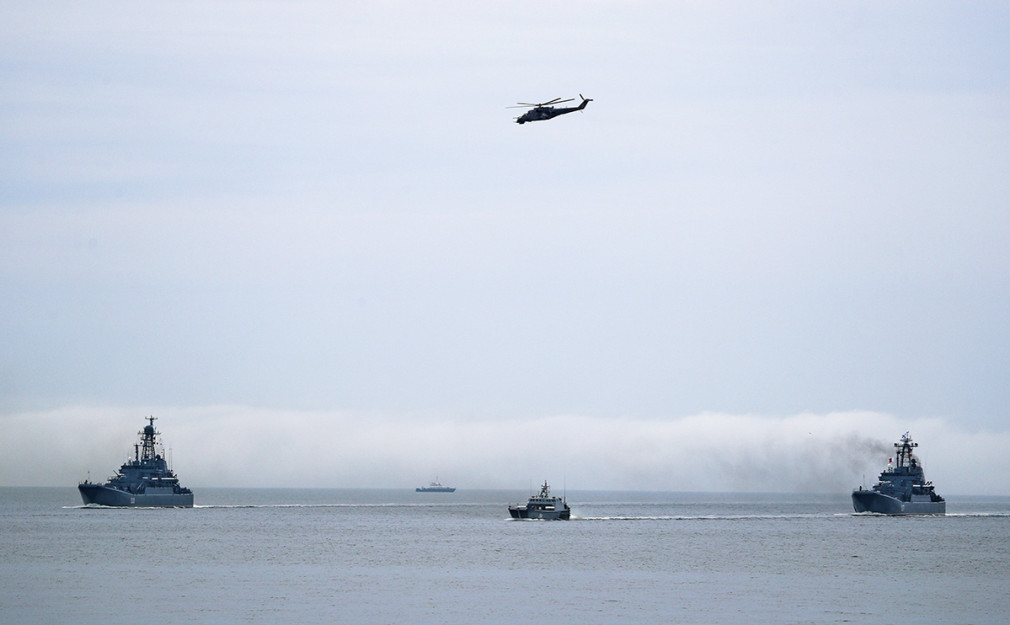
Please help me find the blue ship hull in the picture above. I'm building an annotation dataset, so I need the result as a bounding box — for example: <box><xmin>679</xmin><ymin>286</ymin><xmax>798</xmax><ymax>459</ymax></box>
<box><xmin>79</xmin><ymin>483</ymin><xmax>194</xmax><ymax>508</ymax></box>
<box><xmin>508</xmin><ymin>506</ymin><xmax>570</xmax><ymax>520</ymax></box>
<box><xmin>852</xmin><ymin>489</ymin><xmax>945</xmax><ymax>515</ymax></box>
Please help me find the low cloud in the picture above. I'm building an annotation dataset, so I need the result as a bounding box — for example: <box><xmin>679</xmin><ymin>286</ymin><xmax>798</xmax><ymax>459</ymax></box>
<box><xmin>3</xmin><ymin>406</ymin><xmax>1006</xmax><ymax>495</ymax></box>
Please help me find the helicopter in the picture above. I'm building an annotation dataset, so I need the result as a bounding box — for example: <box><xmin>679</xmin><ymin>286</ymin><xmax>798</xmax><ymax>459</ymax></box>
<box><xmin>509</xmin><ymin>94</ymin><xmax>593</xmax><ymax>124</ymax></box>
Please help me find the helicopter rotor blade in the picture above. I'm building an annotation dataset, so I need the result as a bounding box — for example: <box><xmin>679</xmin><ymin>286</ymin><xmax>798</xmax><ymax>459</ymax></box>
<box><xmin>508</xmin><ymin>97</ymin><xmax>576</xmax><ymax>108</ymax></box>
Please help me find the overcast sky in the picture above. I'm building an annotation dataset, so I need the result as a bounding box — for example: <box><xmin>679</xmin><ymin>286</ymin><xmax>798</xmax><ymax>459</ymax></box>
<box><xmin>2</xmin><ymin>2</ymin><xmax>1008</xmax><ymax>493</ymax></box>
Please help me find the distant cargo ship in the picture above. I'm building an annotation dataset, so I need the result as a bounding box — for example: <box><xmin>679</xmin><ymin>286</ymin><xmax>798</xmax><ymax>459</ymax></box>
<box><xmin>852</xmin><ymin>433</ymin><xmax>944</xmax><ymax>515</ymax></box>
<box><xmin>416</xmin><ymin>478</ymin><xmax>455</xmax><ymax>493</ymax></box>
<box><xmin>78</xmin><ymin>416</ymin><xmax>194</xmax><ymax>507</ymax></box>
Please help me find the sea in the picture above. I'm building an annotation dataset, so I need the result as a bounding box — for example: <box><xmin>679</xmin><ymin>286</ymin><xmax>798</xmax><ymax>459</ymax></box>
<box><xmin>2</xmin><ymin>488</ymin><xmax>1008</xmax><ymax>625</ymax></box>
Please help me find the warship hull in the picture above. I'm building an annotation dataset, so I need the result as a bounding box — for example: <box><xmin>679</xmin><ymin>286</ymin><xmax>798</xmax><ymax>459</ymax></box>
<box><xmin>508</xmin><ymin>506</ymin><xmax>570</xmax><ymax>520</ymax></box>
<box><xmin>851</xmin><ymin>489</ymin><xmax>945</xmax><ymax>515</ymax></box>
<box><xmin>79</xmin><ymin>483</ymin><xmax>194</xmax><ymax>508</ymax></box>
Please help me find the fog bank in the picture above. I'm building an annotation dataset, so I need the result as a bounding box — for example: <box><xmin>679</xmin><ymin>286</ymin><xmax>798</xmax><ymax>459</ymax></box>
<box><xmin>3</xmin><ymin>407</ymin><xmax>1004</xmax><ymax>495</ymax></box>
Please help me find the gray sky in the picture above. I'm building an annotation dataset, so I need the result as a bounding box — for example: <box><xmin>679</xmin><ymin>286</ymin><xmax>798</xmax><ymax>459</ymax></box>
<box><xmin>2</xmin><ymin>2</ymin><xmax>1009</xmax><ymax>493</ymax></box>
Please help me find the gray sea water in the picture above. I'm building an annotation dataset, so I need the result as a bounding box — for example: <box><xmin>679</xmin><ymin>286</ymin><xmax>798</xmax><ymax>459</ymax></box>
<box><xmin>2</xmin><ymin>487</ymin><xmax>1008</xmax><ymax>624</ymax></box>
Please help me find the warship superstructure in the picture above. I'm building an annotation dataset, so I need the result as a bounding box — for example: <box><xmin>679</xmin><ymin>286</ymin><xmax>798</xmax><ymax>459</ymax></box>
<box><xmin>852</xmin><ymin>433</ymin><xmax>944</xmax><ymax>515</ymax></box>
<box><xmin>508</xmin><ymin>481</ymin><xmax>570</xmax><ymax>520</ymax></box>
<box><xmin>78</xmin><ymin>416</ymin><xmax>193</xmax><ymax>507</ymax></box>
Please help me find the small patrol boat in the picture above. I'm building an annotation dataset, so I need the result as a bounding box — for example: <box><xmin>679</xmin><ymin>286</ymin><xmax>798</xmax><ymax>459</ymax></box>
<box><xmin>508</xmin><ymin>480</ymin><xmax>570</xmax><ymax>520</ymax></box>
<box><xmin>852</xmin><ymin>432</ymin><xmax>945</xmax><ymax>515</ymax></box>
<box><xmin>416</xmin><ymin>478</ymin><xmax>455</xmax><ymax>493</ymax></box>
<box><xmin>78</xmin><ymin>416</ymin><xmax>194</xmax><ymax>507</ymax></box>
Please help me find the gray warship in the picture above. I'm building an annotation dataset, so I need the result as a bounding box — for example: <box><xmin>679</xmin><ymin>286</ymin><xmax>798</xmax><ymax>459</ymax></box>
<box><xmin>416</xmin><ymin>478</ymin><xmax>455</xmax><ymax>493</ymax></box>
<box><xmin>852</xmin><ymin>433</ymin><xmax>944</xmax><ymax>515</ymax></box>
<box><xmin>78</xmin><ymin>416</ymin><xmax>194</xmax><ymax>507</ymax></box>
<box><xmin>508</xmin><ymin>481</ymin><xmax>570</xmax><ymax>520</ymax></box>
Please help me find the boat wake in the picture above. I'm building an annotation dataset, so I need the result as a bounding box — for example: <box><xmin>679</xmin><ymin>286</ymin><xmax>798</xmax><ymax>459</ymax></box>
<box><xmin>191</xmin><ymin>502</ymin><xmax>494</xmax><ymax>509</ymax></box>
<box><xmin>64</xmin><ymin>502</ymin><xmax>493</xmax><ymax>510</ymax></box>
<box><xmin>571</xmin><ymin>513</ymin><xmax>842</xmax><ymax>521</ymax></box>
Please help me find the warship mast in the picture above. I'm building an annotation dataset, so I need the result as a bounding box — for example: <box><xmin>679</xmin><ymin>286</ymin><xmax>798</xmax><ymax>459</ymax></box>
<box><xmin>139</xmin><ymin>416</ymin><xmax>159</xmax><ymax>462</ymax></box>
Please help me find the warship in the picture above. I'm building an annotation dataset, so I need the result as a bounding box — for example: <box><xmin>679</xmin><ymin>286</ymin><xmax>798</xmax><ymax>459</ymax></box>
<box><xmin>508</xmin><ymin>481</ymin><xmax>570</xmax><ymax>520</ymax></box>
<box><xmin>416</xmin><ymin>478</ymin><xmax>455</xmax><ymax>493</ymax></box>
<box><xmin>852</xmin><ymin>433</ymin><xmax>944</xmax><ymax>515</ymax></box>
<box><xmin>78</xmin><ymin>416</ymin><xmax>194</xmax><ymax>507</ymax></box>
